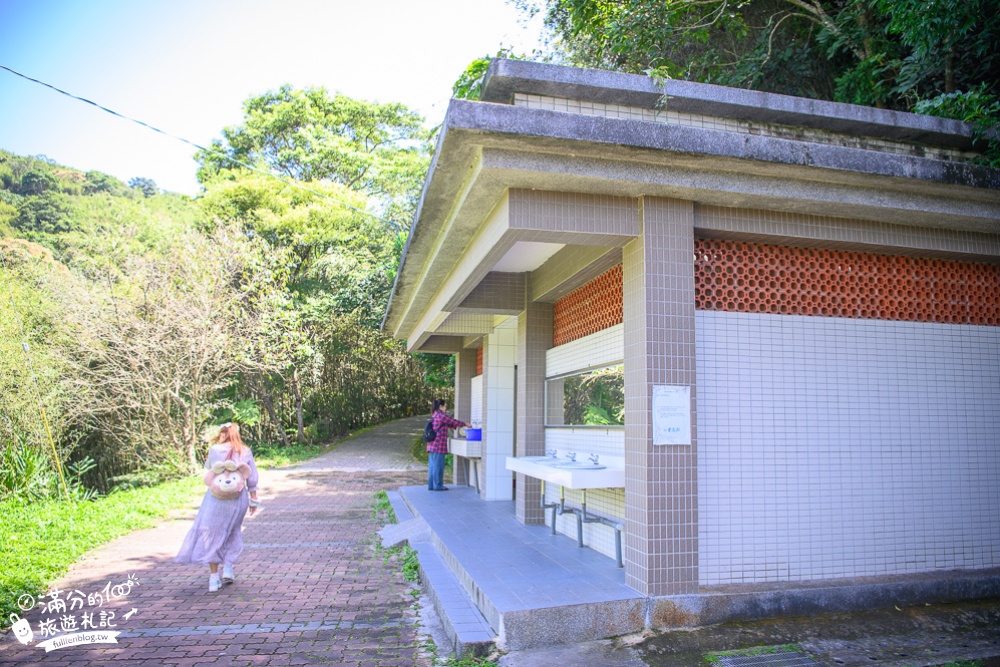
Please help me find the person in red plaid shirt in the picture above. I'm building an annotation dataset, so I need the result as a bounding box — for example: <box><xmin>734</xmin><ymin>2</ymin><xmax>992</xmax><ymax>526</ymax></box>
<box><xmin>428</xmin><ymin>398</ymin><xmax>468</xmax><ymax>491</ymax></box>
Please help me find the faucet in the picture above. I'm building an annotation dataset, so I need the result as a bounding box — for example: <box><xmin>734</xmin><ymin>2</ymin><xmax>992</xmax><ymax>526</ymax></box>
<box><xmin>567</xmin><ymin>452</ymin><xmax>577</xmax><ymax>462</ymax></box>
<box><xmin>589</xmin><ymin>454</ymin><xmax>600</xmax><ymax>465</ymax></box>
<box><xmin>547</xmin><ymin>449</ymin><xmax>558</xmax><ymax>458</ymax></box>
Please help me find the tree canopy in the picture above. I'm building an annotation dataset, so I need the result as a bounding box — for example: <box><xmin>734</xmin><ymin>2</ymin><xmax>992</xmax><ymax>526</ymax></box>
<box><xmin>194</xmin><ymin>85</ymin><xmax>431</xmax><ymax>226</ymax></box>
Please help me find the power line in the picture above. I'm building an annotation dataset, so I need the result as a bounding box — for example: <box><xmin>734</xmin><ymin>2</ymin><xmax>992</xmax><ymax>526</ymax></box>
<box><xmin>0</xmin><ymin>63</ymin><xmax>405</xmax><ymax>230</ymax></box>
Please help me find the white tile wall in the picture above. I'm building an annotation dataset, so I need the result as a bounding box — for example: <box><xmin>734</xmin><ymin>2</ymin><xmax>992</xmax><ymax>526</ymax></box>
<box><xmin>542</xmin><ymin>324</ymin><xmax>626</xmax><ymax>560</ymax></box>
<box><xmin>543</xmin><ymin>428</ymin><xmax>626</xmax><ymax>560</ymax></box>
<box><xmin>696</xmin><ymin>311</ymin><xmax>1000</xmax><ymax>584</ymax></box>
<box><xmin>484</xmin><ymin>318</ymin><xmax>517</xmax><ymax>500</ymax></box>
<box><xmin>546</xmin><ymin>324</ymin><xmax>624</xmax><ymax>378</ymax></box>
<box><xmin>470</xmin><ymin>375</ymin><xmax>483</xmax><ymax>426</ymax></box>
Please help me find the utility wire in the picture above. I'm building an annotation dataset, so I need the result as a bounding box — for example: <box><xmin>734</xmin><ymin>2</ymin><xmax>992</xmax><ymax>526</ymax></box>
<box><xmin>0</xmin><ymin>63</ymin><xmax>404</xmax><ymax>230</ymax></box>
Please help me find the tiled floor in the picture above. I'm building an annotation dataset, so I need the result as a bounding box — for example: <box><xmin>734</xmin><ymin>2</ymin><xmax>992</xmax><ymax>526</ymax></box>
<box><xmin>400</xmin><ymin>485</ymin><xmax>641</xmax><ymax>614</ymax></box>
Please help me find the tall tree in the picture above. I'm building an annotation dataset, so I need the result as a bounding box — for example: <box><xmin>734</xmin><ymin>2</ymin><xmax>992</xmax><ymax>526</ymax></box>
<box><xmin>194</xmin><ymin>86</ymin><xmax>431</xmax><ymax>226</ymax></box>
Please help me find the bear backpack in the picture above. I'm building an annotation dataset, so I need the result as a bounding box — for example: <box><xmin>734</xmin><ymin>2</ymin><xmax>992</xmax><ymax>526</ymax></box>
<box><xmin>203</xmin><ymin>448</ymin><xmax>252</xmax><ymax>500</ymax></box>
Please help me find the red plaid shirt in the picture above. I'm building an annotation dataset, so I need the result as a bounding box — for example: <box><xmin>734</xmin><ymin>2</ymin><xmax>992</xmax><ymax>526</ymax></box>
<box><xmin>427</xmin><ymin>410</ymin><xmax>464</xmax><ymax>454</ymax></box>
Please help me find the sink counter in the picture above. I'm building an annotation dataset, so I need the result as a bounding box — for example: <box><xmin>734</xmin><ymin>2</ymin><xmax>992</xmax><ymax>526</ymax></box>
<box><xmin>449</xmin><ymin>438</ymin><xmax>482</xmax><ymax>458</ymax></box>
<box><xmin>506</xmin><ymin>456</ymin><xmax>624</xmax><ymax>490</ymax></box>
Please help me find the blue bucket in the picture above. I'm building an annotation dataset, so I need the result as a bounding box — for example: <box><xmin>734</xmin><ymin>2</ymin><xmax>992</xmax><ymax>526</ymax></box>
<box><xmin>465</xmin><ymin>428</ymin><xmax>482</xmax><ymax>441</ymax></box>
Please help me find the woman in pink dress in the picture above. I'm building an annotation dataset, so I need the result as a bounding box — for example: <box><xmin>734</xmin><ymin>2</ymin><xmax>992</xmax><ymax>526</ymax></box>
<box><xmin>175</xmin><ymin>422</ymin><xmax>259</xmax><ymax>592</ymax></box>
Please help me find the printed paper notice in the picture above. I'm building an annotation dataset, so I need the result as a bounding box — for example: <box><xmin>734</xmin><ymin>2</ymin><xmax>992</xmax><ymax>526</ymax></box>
<box><xmin>652</xmin><ymin>385</ymin><xmax>691</xmax><ymax>445</ymax></box>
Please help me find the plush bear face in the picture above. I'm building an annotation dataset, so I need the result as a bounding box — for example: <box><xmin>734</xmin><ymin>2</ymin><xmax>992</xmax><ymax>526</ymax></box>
<box><xmin>204</xmin><ymin>460</ymin><xmax>252</xmax><ymax>500</ymax></box>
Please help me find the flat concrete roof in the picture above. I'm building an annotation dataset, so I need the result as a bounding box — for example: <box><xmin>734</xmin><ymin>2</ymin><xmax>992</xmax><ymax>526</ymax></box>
<box><xmin>383</xmin><ymin>60</ymin><xmax>1000</xmax><ymax>341</ymax></box>
<box><xmin>480</xmin><ymin>59</ymin><xmax>976</xmax><ymax>151</ymax></box>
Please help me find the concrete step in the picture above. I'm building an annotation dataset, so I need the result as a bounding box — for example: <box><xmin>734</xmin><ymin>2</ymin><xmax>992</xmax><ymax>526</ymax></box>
<box><xmin>382</xmin><ymin>490</ymin><xmax>496</xmax><ymax>658</ymax></box>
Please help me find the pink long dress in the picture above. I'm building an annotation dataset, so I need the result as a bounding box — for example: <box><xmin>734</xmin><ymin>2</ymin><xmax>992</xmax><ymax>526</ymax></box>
<box><xmin>175</xmin><ymin>444</ymin><xmax>259</xmax><ymax>566</ymax></box>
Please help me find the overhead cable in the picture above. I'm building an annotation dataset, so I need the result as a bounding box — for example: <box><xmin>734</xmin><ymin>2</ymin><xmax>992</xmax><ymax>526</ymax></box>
<box><xmin>0</xmin><ymin>63</ymin><xmax>404</xmax><ymax>230</ymax></box>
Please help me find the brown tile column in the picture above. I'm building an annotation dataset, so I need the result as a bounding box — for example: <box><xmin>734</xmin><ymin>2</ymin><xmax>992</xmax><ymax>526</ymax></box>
<box><xmin>622</xmin><ymin>197</ymin><xmax>698</xmax><ymax>596</ymax></box>
<box><xmin>453</xmin><ymin>350</ymin><xmax>477</xmax><ymax>487</ymax></box>
<box><xmin>515</xmin><ymin>299</ymin><xmax>554</xmax><ymax>524</ymax></box>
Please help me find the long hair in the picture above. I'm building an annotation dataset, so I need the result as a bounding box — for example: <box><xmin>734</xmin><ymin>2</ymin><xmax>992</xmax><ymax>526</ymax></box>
<box><xmin>218</xmin><ymin>422</ymin><xmax>248</xmax><ymax>457</ymax></box>
<box><xmin>433</xmin><ymin>398</ymin><xmax>446</xmax><ymax>412</ymax></box>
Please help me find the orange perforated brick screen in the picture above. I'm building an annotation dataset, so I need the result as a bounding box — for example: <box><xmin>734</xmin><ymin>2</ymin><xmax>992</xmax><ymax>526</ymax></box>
<box><xmin>553</xmin><ymin>265</ymin><xmax>624</xmax><ymax>346</ymax></box>
<box><xmin>694</xmin><ymin>240</ymin><xmax>1000</xmax><ymax>325</ymax></box>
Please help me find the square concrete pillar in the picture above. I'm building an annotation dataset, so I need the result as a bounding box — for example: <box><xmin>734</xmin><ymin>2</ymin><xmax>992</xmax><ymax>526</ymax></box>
<box><xmin>516</xmin><ymin>300</ymin><xmax>554</xmax><ymax>524</ymax></box>
<box><xmin>482</xmin><ymin>319</ymin><xmax>517</xmax><ymax>500</ymax></box>
<box><xmin>453</xmin><ymin>350</ymin><xmax>477</xmax><ymax>487</ymax></box>
<box><xmin>622</xmin><ymin>197</ymin><xmax>698</xmax><ymax>596</ymax></box>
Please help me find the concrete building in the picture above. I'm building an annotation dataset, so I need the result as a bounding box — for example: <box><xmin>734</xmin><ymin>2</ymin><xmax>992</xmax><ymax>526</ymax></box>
<box><xmin>382</xmin><ymin>59</ymin><xmax>1000</xmax><ymax>653</ymax></box>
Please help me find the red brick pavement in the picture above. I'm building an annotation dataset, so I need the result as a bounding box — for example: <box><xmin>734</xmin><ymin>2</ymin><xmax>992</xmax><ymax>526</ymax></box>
<box><xmin>0</xmin><ymin>469</ymin><xmax>432</xmax><ymax>667</ymax></box>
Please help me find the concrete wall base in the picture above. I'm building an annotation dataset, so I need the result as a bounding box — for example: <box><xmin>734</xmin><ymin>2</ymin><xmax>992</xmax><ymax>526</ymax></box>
<box><xmin>650</xmin><ymin>569</ymin><xmax>1000</xmax><ymax>629</ymax></box>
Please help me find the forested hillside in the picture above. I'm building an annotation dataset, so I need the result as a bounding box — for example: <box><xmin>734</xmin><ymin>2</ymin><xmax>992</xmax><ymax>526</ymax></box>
<box><xmin>0</xmin><ymin>87</ymin><xmax>449</xmax><ymax>497</ymax></box>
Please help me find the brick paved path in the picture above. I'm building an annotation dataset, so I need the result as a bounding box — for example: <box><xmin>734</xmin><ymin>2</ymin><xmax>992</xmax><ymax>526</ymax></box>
<box><xmin>0</xmin><ymin>418</ymin><xmax>433</xmax><ymax>667</ymax></box>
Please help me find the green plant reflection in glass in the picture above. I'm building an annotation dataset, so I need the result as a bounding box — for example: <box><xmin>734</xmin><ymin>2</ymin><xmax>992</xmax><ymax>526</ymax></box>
<box><xmin>547</xmin><ymin>365</ymin><xmax>624</xmax><ymax>426</ymax></box>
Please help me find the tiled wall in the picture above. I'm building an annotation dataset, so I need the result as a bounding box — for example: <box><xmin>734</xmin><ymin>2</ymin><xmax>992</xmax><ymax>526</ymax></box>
<box><xmin>553</xmin><ymin>265</ymin><xmax>624</xmax><ymax>346</ymax></box>
<box><xmin>544</xmin><ymin>428</ymin><xmax>626</xmax><ymax>559</ymax></box>
<box><xmin>517</xmin><ymin>301</ymin><xmax>554</xmax><ymax>524</ymax></box>
<box><xmin>696</xmin><ymin>310</ymin><xmax>1000</xmax><ymax>584</ymax></box>
<box><xmin>470</xmin><ymin>375</ymin><xmax>483</xmax><ymax>426</ymax></box>
<box><xmin>543</xmin><ymin>319</ymin><xmax>626</xmax><ymax>557</ymax></box>
<box><xmin>622</xmin><ymin>197</ymin><xmax>699</xmax><ymax>596</ymax></box>
<box><xmin>483</xmin><ymin>318</ymin><xmax>517</xmax><ymax>500</ymax></box>
<box><xmin>546</xmin><ymin>324</ymin><xmax>624</xmax><ymax>378</ymax></box>
<box><xmin>476</xmin><ymin>346</ymin><xmax>483</xmax><ymax>376</ymax></box>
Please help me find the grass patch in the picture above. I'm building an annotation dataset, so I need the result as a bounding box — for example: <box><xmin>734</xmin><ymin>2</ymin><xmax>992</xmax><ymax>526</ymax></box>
<box><xmin>935</xmin><ymin>661</ymin><xmax>983</xmax><ymax>667</ymax></box>
<box><xmin>373</xmin><ymin>489</ymin><xmax>397</xmax><ymax>524</ymax></box>
<box><xmin>251</xmin><ymin>440</ymin><xmax>323</xmax><ymax>468</ymax></box>
<box><xmin>409</xmin><ymin>435</ymin><xmax>454</xmax><ymax>476</ymax></box>
<box><xmin>401</xmin><ymin>545</ymin><xmax>420</xmax><ymax>582</ymax></box>
<box><xmin>440</xmin><ymin>657</ymin><xmax>498</xmax><ymax>666</ymax></box>
<box><xmin>0</xmin><ymin>474</ymin><xmax>203</xmax><ymax>627</ymax></box>
<box><xmin>410</xmin><ymin>435</ymin><xmax>429</xmax><ymax>464</ymax></box>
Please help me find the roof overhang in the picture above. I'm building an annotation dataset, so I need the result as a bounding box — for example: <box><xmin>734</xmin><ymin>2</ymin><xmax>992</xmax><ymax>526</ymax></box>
<box><xmin>383</xmin><ymin>60</ymin><xmax>1000</xmax><ymax>350</ymax></box>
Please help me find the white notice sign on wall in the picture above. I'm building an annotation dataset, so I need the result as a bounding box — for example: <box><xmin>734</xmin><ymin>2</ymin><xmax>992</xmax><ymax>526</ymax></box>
<box><xmin>652</xmin><ymin>385</ymin><xmax>691</xmax><ymax>445</ymax></box>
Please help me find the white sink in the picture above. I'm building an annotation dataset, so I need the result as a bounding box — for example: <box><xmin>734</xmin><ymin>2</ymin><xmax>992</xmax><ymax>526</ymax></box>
<box><xmin>553</xmin><ymin>461</ymin><xmax>607</xmax><ymax>470</ymax></box>
<box><xmin>506</xmin><ymin>456</ymin><xmax>623</xmax><ymax>490</ymax></box>
<box><xmin>520</xmin><ymin>455</ymin><xmax>561</xmax><ymax>463</ymax></box>
<box><xmin>449</xmin><ymin>438</ymin><xmax>482</xmax><ymax>458</ymax></box>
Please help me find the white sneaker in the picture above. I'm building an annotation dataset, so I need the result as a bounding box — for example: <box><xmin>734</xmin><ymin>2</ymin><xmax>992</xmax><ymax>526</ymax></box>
<box><xmin>208</xmin><ymin>574</ymin><xmax>221</xmax><ymax>593</ymax></box>
<box><xmin>222</xmin><ymin>564</ymin><xmax>235</xmax><ymax>583</ymax></box>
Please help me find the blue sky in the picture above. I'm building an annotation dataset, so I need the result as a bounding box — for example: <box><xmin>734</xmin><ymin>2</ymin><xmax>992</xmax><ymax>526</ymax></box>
<box><xmin>0</xmin><ymin>0</ymin><xmax>544</xmax><ymax>194</ymax></box>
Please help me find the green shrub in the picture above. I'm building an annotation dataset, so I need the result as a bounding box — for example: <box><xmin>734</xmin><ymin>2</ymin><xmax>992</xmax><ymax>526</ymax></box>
<box><xmin>0</xmin><ymin>475</ymin><xmax>202</xmax><ymax>627</ymax></box>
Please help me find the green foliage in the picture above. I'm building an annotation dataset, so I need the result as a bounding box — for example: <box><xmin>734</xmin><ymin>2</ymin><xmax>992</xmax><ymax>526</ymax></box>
<box><xmin>0</xmin><ymin>474</ymin><xmax>202</xmax><ymax>627</ymax></box>
<box><xmin>127</xmin><ymin>176</ymin><xmax>158</xmax><ymax>197</ymax></box>
<box><xmin>83</xmin><ymin>170</ymin><xmax>127</xmax><ymax>196</ymax></box>
<box><xmin>195</xmin><ymin>85</ymin><xmax>431</xmax><ymax>227</ymax></box>
<box><xmin>522</xmin><ymin>0</ymin><xmax>1000</xmax><ymax>162</ymax></box>
<box><xmin>250</xmin><ymin>440</ymin><xmax>323</xmax><ymax>469</ymax></box>
<box><xmin>915</xmin><ymin>84</ymin><xmax>1000</xmax><ymax>167</ymax></box>
<box><xmin>307</xmin><ymin>311</ymin><xmax>440</xmax><ymax>440</ymax></box>
<box><xmin>373</xmin><ymin>489</ymin><xmax>397</xmax><ymax>523</ymax></box>
<box><xmin>0</xmin><ymin>238</ymin><xmax>74</xmax><ymax>467</ymax></box>
<box><xmin>415</xmin><ymin>353</ymin><xmax>456</xmax><ymax>389</ymax></box>
<box><xmin>14</xmin><ymin>191</ymin><xmax>80</xmax><ymax>236</ymax></box>
<box><xmin>453</xmin><ymin>48</ymin><xmax>527</xmax><ymax>101</ymax></box>
<box><xmin>526</xmin><ymin>1</ymin><xmax>1000</xmax><ymax>105</ymax></box>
